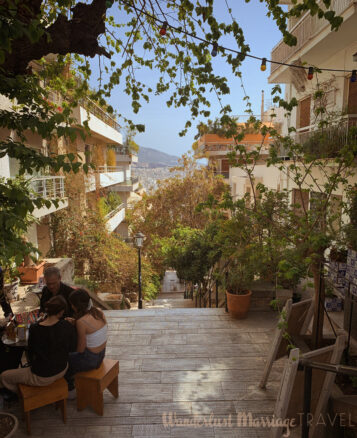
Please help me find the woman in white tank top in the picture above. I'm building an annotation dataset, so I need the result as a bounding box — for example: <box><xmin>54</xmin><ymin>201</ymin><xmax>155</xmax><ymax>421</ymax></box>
<box><xmin>64</xmin><ymin>288</ymin><xmax>108</xmax><ymax>398</ymax></box>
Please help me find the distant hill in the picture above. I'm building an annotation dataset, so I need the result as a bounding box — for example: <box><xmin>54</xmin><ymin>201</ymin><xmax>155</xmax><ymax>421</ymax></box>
<box><xmin>135</xmin><ymin>146</ymin><xmax>179</xmax><ymax>168</ymax></box>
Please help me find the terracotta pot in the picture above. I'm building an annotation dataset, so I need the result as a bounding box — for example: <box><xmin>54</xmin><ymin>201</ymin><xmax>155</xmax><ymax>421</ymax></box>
<box><xmin>18</xmin><ymin>261</ymin><xmax>46</xmax><ymax>284</ymax></box>
<box><xmin>226</xmin><ymin>290</ymin><xmax>252</xmax><ymax>319</ymax></box>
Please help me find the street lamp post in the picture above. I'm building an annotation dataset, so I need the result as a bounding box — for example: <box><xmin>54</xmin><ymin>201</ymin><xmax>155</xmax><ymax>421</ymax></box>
<box><xmin>134</xmin><ymin>232</ymin><xmax>145</xmax><ymax>309</ymax></box>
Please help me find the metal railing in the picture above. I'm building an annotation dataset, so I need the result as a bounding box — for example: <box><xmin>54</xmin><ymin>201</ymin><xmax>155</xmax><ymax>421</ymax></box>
<box><xmin>107</xmin><ymin>145</ymin><xmax>137</xmax><ymax>157</ymax></box>
<box><xmin>80</xmin><ymin>98</ymin><xmax>121</xmax><ymax>133</ymax></box>
<box><xmin>293</xmin><ymin>115</ymin><xmax>357</xmax><ymax>157</ymax></box>
<box><xmin>120</xmin><ymin>176</ymin><xmax>139</xmax><ymax>185</ymax></box>
<box><xmin>273</xmin><ymin>115</ymin><xmax>357</xmax><ymax>158</ymax></box>
<box><xmin>270</xmin><ymin>0</ymin><xmax>354</xmax><ymax>75</ymax></box>
<box><xmin>98</xmin><ymin>165</ymin><xmax>126</xmax><ymax>173</ymax></box>
<box><xmin>104</xmin><ymin>202</ymin><xmax>125</xmax><ymax>220</ymax></box>
<box><xmin>29</xmin><ymin>176</ymin><xmax>65</xmax><ymax>199</ymax></box>
<box><xmin>213</xmin><ymin>170</ymin><xmax>229</xmax><ymax>179</ymax></box>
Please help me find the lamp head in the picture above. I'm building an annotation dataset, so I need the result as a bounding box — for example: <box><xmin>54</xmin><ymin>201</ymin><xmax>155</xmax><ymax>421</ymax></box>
<box><xmin>134</xmin><ymin>232</ymin><xmax>145</xmax><ymax>248</ymax></box>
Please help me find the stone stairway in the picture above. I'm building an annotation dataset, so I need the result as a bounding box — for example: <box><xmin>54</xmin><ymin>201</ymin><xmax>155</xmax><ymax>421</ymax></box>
<box><xmin>10</xmin><ymin>307</ymin><xmax>282</xmax><ymax>438</ymax></box>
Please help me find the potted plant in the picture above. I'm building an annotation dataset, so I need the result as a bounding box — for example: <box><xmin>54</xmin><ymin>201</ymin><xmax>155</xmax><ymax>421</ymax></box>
<box><xmin>225</xmin><ymin>259</ymin><xmax>255</xmax><ymax>319</ymax></box>
<box><xmin>324</xmin><ymin>284</ymin><xmax>343</xmax><ymax>312</ymax></box>
<box><xmin>17</xmin><ymin>254</ymin><xmax>45</xmax><ymax>284</ymax></box>
<box><xmin>0</xmin><ymin>412</ymin><xmax>18</xmax><ymax>437</ymax></box>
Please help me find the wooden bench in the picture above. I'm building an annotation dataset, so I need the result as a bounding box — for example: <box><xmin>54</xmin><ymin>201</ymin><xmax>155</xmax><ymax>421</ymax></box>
<box><xmin>75</xmin><ymin>358</ymin><xmax>119</xmax><ymax>416</ymax></box>
<box><xmin>19</xmin><ymin>378</ymin><xmax>68</xmax><ymax>435</ymax></box>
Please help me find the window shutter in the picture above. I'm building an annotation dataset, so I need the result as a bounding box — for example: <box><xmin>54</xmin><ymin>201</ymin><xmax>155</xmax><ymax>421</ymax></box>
<box><xmin>348</xmin><ymin>80</ymin><xmax>357</xmax><ymax>114</ymax></box>
<box><xmin>221</xmin><ymin>159</ymin><xmax>229</xmax><ymax>172</ymax></box>
<box><xmin>299</xmin><ymin>96</ymin><xmax>311</xmax><ymax>128</ymax></box>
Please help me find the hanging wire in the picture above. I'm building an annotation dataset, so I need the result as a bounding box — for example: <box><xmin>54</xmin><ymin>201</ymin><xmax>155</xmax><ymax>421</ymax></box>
<box><xmin>118</xmin><ymin>0</ymin><xmax>356</xmax><ymax>75</ymax></box>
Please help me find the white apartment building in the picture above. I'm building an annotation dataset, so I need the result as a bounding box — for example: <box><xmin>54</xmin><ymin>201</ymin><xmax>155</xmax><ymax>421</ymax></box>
<box><xmin>230</xmin><ymin>0</ymin><xmax>357</xmax><ymax>208</ymax></box>
<box><xmin>0</xmin><ymin>90</ymin><xmax>140</xmax><ymax>257</ymax></box>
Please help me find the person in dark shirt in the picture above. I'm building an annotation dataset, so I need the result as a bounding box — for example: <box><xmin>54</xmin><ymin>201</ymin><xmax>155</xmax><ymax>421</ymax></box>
<box><xmin>0</xmin><ymin>296</ymin><xmax>76</xmax><ymax>394</ymax></box>
<box><xmin>0</xmin><ymin>266</ymin><xmax>12</xmax><ymax>318</ymax></box>
<box><xmin>40</xmin><ymin>266</ymin><xmax>74</xmax><ymax>317</ymax></box>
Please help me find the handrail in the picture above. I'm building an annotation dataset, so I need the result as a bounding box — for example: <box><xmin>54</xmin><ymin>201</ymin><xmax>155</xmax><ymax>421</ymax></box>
<box><xmin>80</xmin><ymin>97</ymin><xmax>121</xmax><ymax>133</ymax></box>
<box><xmin>104</xmin><ymin>203</ymin><xmax>125</xmax><ymax>220</ymax></box>
<box><xmin>98</xmin><ymin>165</ymin><xmax>126</xmax><ymax>173</ymax></box>
<box><xmin>29</xmin><ymin>176</ymin><xmax>65</xmax><ymax>199</ymax></box>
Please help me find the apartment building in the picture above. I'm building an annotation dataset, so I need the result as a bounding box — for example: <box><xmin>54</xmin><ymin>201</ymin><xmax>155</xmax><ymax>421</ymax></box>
<box><xmin>266</xmin><ymin>0</ymin><xmax>357</xmax><ymax>211</ymax></box>
<box><xmin>196</xmin><ymin>115</ymin><xmax>278</xmax><ymax>200</ymax></box>
<box><xmin>206</xmin><ymin>2</ymin><xmax>357</xmax><ymax>208</ymax></box>
<box><xmin>0</xmin><ymin>86</ymin><xmax>140</xmax><ymax>257</ymax></box>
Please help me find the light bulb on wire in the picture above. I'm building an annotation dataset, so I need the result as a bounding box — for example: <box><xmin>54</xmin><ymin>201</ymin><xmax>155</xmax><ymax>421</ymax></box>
<box><xmin>307</xmin><ymin>67</ymin><xmax>314</xmax><ymax>80</ymax></box>
<box><xmin>159</xmin><ymin>21</ymin><xmax>168</xmax><ymax>36</ymax></box>
<box><xmin>211</xmin><ymin>42</ymin><xmax>218</xmax><ymax>57</ymax></box>
<box><xmin>260</xmin><ymin>58</ymin><xmax>267</xmax><ymax>71</ymax></box>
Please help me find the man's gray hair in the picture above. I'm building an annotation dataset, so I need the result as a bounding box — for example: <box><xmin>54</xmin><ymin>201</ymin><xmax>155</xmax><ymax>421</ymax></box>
<box><xmin>44</xmin><ymin>266</ymin><xmax>61</xmax><ymax>278</ymax></box>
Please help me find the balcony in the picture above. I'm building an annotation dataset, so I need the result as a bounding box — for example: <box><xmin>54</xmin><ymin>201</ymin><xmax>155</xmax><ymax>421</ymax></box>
<box><xmin>275</xmin><ymin>115</ymin><xmax>357</xmax><ymax>158</ymax></box>
<box><xmin>269</xmin><ymin>0</ymin><xmax>356</xmax><ymax>81</ymax></box>
<box><xmin>112</xmin><ymin>176</ymin><xmax>140</xmax><ymax>192</ymax></box>
<box><xmin>105</xmin><ymin>203</ymin><xmax>126</xmax><ymax>233</ymax></box>
<box><xmin>73</xmin><ymin>101</ymin><xmax>123</xmax><ymax>145</ymax></box>
<box><xmin>29</xmin><ymin>176</ymin><xmax>68</xmax><ymax>218</ymax></box>
<box><xmin>109</xmin><ymin>145</ymin><xmax>139</xmax><ymax>163</ymax></box>
<box><xmin>85</xmin><ymin>166</ymin><xmax>127</xmax><ymax>192</ymax></box>
<box><xmin>213</xmin><ymin>170</ymin><xmax>229</xmax><ymax>179</ymax></box>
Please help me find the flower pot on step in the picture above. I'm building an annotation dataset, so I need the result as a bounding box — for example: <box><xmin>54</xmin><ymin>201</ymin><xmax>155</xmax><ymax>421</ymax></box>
<box><xmin>18</xmin><ymin>261</ymin><xmax>45</xmax><ymax>284</ymax></box>
<box><xmin>226</xmin><ymin>290</ymin><xmax>252</xmax><ymax>319</ymax></box>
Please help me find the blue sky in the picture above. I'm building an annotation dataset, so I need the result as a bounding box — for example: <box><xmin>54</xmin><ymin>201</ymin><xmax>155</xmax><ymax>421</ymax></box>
<box><xmin>91</xmin><ymin>1</ymin><xmax>286</xmax><ymax>157</ymax></box>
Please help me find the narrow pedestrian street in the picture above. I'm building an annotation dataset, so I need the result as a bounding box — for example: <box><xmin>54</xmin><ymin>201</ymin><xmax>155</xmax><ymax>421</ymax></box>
<box><xmin>146</xmin><ymin>271</ymin><xmax>193</xmax><ymax>309</ymax></box>
<box><xmin>10</xmin><ymin>293</ymin><xmax>282</xmax><ymax>437</ymax></box>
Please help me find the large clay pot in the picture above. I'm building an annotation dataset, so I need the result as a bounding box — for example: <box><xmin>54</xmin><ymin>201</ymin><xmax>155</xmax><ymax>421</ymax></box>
<box><xmin>18</xmin><ymin>261</ymin><xmax>45</xmax><ymax>284</ymax></box>
<box><xmin>226</xmin><ymin>290</ymin><xmax>252</xmax><ymax>319</ymax></box>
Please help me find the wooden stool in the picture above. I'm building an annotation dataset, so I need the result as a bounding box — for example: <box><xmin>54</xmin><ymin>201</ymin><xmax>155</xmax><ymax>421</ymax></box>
<box><xmin>75</xmin><ymin>358</ymin><xmax>119</xmax><ymax>416</ymax></box>
<box><xmin>19</xmin><ymin>378</ymin><xmax>68</xmax><ymax>435</ymax></box>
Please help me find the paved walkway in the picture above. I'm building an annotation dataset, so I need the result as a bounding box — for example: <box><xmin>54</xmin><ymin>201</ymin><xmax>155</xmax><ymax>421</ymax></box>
<box><xmin>161</xmin><ymin>271</ymin><xmax>184</xmax><ymax>294</ymax></box>
<box><xmin>11</xmin><ymin>307</ymin><xmax>283</xmax><ymax>437</ymax></box>
<box><xmin>146</xmin><ymin>270</ymin><xmax>192</xmax><ymax>309</ymax></box>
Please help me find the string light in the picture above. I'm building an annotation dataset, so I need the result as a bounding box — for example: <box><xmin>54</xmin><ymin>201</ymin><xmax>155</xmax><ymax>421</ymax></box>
<box><xmin>211</xmin><ymin>42</ymin><xmax>218</xmax><ymax>57</ymax></box>
<box><xmin>260</xmin><ymin>58</ymin><xmax>267</xmax><ymax>71</ymax></box>
<box><xmin>159</xmin><ymin>21</ymin><xmax>168</xmax><ymax>36</ymax></box>
<box><xmin>118</xmin><ymin>0</ymin><xmax>356</xmax><ymax>77</ymax></box>
<box><xmin>307</xmin><ymin>67</ymin><xmax>314</xmax><ymax>80</ymax></box>
<box><xmin>351</xmin><ymin>70</ymin><xmax>357</xmax><ymax>83</ymax></box>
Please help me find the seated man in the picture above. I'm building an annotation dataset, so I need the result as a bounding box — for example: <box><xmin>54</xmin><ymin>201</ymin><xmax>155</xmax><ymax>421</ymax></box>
<box><xmin>40</xmin><ymin>267</ymin><xmax>74</xmax><ymax>317</ymax></box>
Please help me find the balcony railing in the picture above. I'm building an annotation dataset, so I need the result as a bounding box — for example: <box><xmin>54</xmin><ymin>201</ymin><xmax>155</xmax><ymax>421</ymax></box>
<box><xmin>108</xmin><ymin>145</ymin><xmax>132</xmax><ymax>155</ymax></box>
<box><xmin>98</xmin><ymin>165</ymin><xmax>126</xmax><ymax>173</ymax></box>
<box><xmin>270</xmin><ymin>0</ymin><xmax>354</xmax><ymax>75</ymax></box>
<box><xmin>80</xmin><ymin>98</ymin><xmax>121</xmax><ymax>133</ymax></box>
<box><xmin>104</xmin><ymin>203</ymin><xmax>125</xmax><ymax>220</ymax></box>
<box><xmin>122</xmin><ymin>176</ymin><xmax>139</xmax><ymax>185</ymax></box>
<box><xmin>30</xmin><ymin>176</ymin><xmax>65</xmax><ymax>199</ymax></box>
<box><xmin>213</xmin><ymin>170</ymin><xmax>229</xmax><ymax>179</ymax></box>
<box><xmin>275</xmin><ymin>115</ymin><xmax>357</xmax><ymax>158</ymax></box>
